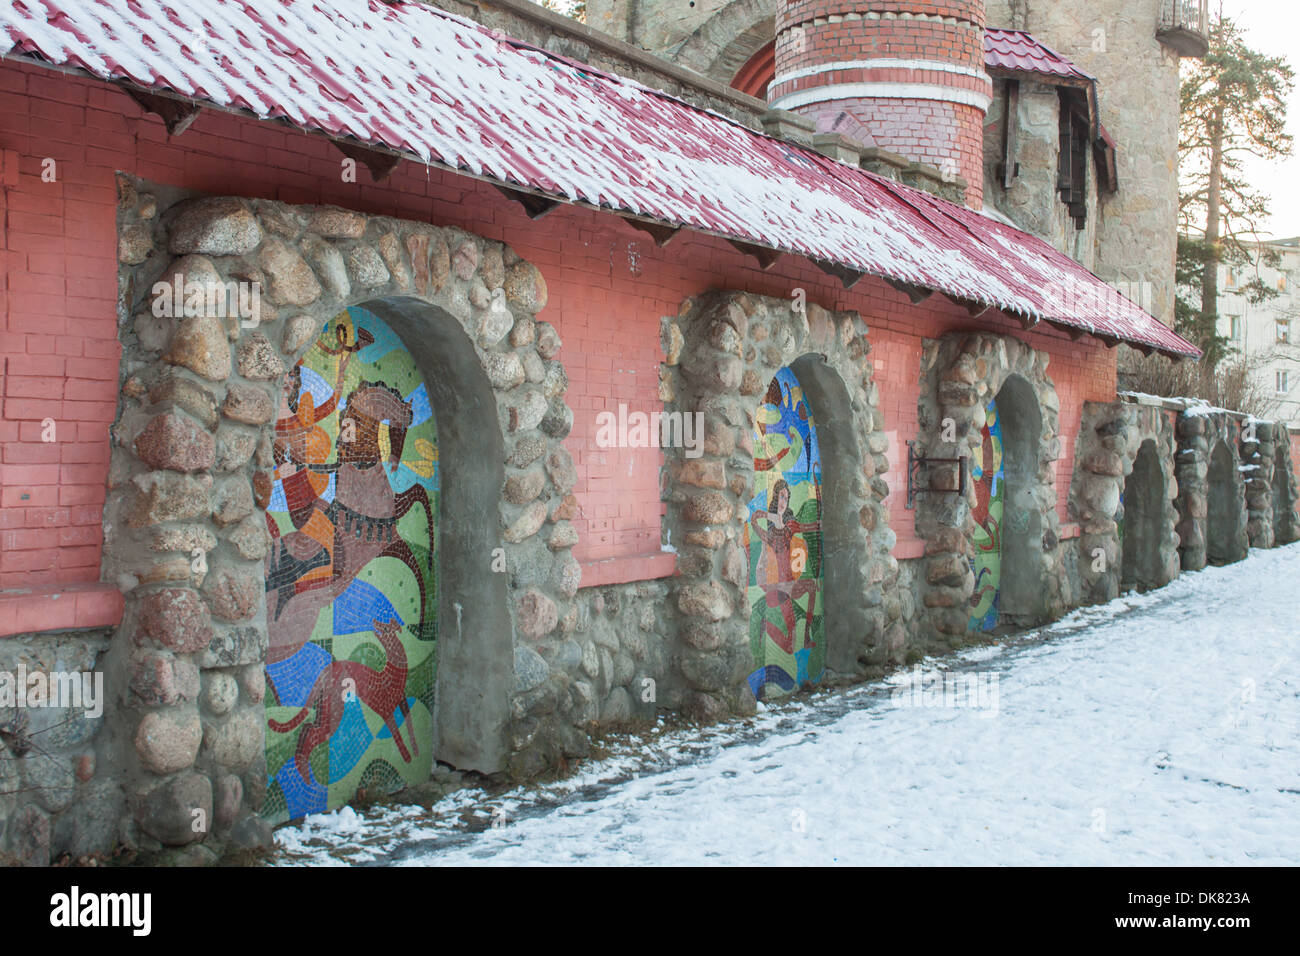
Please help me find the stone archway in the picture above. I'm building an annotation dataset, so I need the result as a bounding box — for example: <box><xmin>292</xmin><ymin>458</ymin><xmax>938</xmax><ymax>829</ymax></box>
<box><xmin>109</xmin><ymin>187</ymin><xmax>579</xmax><ymax>844</ymax></box>
<box><xmin>1175</xmin><ymin>409</ymin><xmax>1248</xmax><ymax>570</ymax></box>
<box><xmin>660</xmin><ymin>291</ymin><xmax>898</xmax><ymax>720</ymax></box>
<box><xmin>1272</xmin><ymin>429</ymin><xmax>1300</xmax><ymax>545</ymax></box>
<box><xmin>915</xmin><ymin>332</ymin><xmax>1065</xmax><ymax>644</ymax></box>
<box><xmin>1206</xmin><ymin>440</ymin><xmax>1247</xmax><ymax>566</ymax></box>
<box><xmin>1071</xmin><ymin>400</ymin><xmax>1179</xmax><ymax>603</ymax></box>
<box><xmin>995</xmin><ymin>373</ymin><xmax>1046</xmax><ymax>626</ymax></box>
<box><xmin>1120</xmin><ymin>440</ymin><xmax>1166</xmax><ymax>592</ymax></box>
<box><xmin>671</xmin><ymin>0</ymin><xmax>776</xmax><ymax>86</ymax></box>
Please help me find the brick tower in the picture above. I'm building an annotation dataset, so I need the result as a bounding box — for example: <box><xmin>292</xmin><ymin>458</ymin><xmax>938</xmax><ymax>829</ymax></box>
<box><xmin>769</xmin><ymin>0</ymin><xmax>991</xmax><ymax>207</ymax></box>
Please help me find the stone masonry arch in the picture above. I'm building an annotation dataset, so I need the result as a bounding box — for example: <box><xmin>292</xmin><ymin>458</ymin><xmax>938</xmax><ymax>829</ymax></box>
<box><xmin>1070</xmin><ymin>399</ymin><xmax>1179</xmax><ymax>604</ymax></box>
<box><xmin>1271</xmin><ymin>428</ymin><xmax>1300</xmax><ymax>545</ymax></box>
<box><xmin>1236</xmin><ymin>417</ymin><xmax>1300</xmax><ymax>550</ymax></box>
<box><xmin>109</xmin><ymin>185</ymin><xmax>577</xmax><ymax>846</ymax></box>
<box><xmin>1206</xmin><ymin>440</ymin><xmax>1247</xmax><ymax>566</ymax></box>
<box><xmin>659</xmin><ymin>291</ymin><xmax>898</xmax><ymax>721</ymax></box>
<box><xmin>914</xmin><ymin>332</ymin><xmax>1066</xmax><ymax>645</ymax></box>
<box><xmin>672</xmin><ymin>0</ymin><xmax>776</xmax><ymax>85</ymax></box>
<box><xmin>1174</xmin><ymin>408</ymin><xmax>1248</xmax><ymax>571</ymax></box>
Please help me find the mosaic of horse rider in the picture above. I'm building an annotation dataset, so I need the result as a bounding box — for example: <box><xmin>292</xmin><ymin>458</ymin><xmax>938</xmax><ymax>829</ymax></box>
<box><xmin>262</xmin><ymin>307</ymin><xmax>439</xmax><ymax>822</ymax></box>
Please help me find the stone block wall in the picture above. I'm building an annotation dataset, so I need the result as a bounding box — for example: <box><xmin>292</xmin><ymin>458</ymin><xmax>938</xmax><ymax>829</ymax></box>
<box><xmin>913</xmin><ymin>332</ymin><xmax>1069</xmax><ymax>643</ymax></box>
<box><xmin>1174</xmin><ymin>408</ymin><xmax>1249</xmax><ymax>571</ymax></box>
<box><xmin>0</xmin><ymin>629</ymin><xmax>113</xmax><ymax>865</ymax></box>
<box><xmin>1069</xmin><ymin>399</ymin><xmax>1180</xmax><ymax>603</ymax></box>
<box><xmin>659</xmin><ymin>291</ymin><xmax>903</xmax><ymax>718</ymax></box>
<box><xmin>105</xmin><ymin>178</ymin><xmax>588</xmax><ymax>854</ymax></box>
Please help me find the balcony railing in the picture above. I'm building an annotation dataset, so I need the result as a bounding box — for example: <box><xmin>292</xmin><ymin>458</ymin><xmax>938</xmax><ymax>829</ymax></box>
<box><xmin>1158</xmin><ymin>0</ymin><xmax>1210</xmax><ymax>58</ymax></box>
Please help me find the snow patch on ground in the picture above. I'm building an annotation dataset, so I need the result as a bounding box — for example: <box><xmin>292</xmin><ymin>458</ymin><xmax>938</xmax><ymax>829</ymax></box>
<box><xmin>273</xmin><ymin>545</ymin><xmax>1300</xmax><ymax>866</ymax></box>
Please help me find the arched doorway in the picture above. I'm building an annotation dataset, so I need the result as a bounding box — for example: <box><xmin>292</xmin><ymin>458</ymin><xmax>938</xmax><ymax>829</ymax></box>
<box><xmin>1206</xmin><ymin>441</ymin><xmax>1246</xmax><ymax>565</ymax></box>
<box><xmin>1121</xmin><ymin>439</ymin><xmax>1166</xmax><ymax>592</ymax></box>
<box><xmin>979</xmin><ymin>374</ymin><xmax>1044</xmax><ymax>629</ymax></box>
<box><xmin>745</xmin><ymin>365</ymin><xmax>824</xmax><ymax>698</ymax></box>
<box><xmin>263</xmin><ymin>305</ymin><xmax>439</xmax><ymax>821</ymax></box>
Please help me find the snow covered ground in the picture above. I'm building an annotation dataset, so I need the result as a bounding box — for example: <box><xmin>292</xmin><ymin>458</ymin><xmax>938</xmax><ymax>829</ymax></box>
<box><xmin>274</xmin><ymin>544</ymin><xmax>1300</xmax><ymax>866</ymax></box>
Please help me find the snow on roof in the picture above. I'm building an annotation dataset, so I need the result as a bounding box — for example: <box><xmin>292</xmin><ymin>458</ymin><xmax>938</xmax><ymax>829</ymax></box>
<box><xmin>0</xmin><ymin>0</ymin><xmax>1199</xmax><ymax>357</ymax></box>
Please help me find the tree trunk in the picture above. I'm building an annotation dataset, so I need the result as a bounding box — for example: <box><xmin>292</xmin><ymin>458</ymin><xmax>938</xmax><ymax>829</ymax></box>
<box><xmin>1201</xmin><ymin>101</ymin><xmax>1225</xmax><ymax>350</ymax></box>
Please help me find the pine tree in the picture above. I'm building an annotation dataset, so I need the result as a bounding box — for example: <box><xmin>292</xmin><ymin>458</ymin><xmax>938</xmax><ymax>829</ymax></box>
<box><xmin>1178</xmin><ymin>9</ymin><xmax>1293</xmax><ymax>366</ymax></box>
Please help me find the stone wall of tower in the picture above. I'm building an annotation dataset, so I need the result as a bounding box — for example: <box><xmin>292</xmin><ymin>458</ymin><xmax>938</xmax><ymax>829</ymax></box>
<box><xmin>987</xmin><ymin>0</ymin><xmax>1182</xmax><ymax>323</ymax></box>
<box><xmin>585</xmin><ymin>0</ymin><xmax>1183</xmax><ymax>320</ymax></box>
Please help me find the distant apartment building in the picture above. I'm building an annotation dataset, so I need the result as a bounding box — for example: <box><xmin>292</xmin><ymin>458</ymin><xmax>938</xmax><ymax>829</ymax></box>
<box><xmin>1216</xmin><ymin>238</ymin><xmax>1300</xmax><ymax>424</ymax></box>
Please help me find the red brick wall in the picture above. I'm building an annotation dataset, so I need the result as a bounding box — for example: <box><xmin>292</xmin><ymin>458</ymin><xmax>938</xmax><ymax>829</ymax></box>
<box><xmin>0</xmin><ymin>61</ymin><xmax>1116</xmax><ymax>603</ymax></box>
<box><xmin>772</xmin><ymin>0</ymin><xmax>989</xmax><ymax>206</ymax></box>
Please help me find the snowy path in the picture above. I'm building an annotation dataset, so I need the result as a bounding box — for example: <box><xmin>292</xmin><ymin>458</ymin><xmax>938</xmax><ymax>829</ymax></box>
<box><xmin>275</xmin><ymin>545</ymin><xmax>1300</xmax><ymax>866</ymax></box>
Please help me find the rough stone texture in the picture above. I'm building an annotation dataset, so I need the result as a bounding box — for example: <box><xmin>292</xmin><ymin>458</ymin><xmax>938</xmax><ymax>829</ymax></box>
<box><xmin>137</xmin><ymin>588</ymin><xmax>214</xmax><ymax>654</ymax></box>
<box><xmin>1237</xmin><ymin>418</ymin><xmax>1300</xmax><ymax>550</ymax></box>
<box><xmin>135</xmin><ymin>772</ymin><xmax>213</xmax><ymax>846</ymax></box>
<box><xmin>164</xmin><ymin>315</ymin><xmax>232</xmax><ymax>380</ymax></box>
<box><xmin>1173</xmin><ymin>407</ymin><xmax>1250</xmax><ymax>572</ymax></box>
<box><xmin>661</xmin><ymin>292</ymin><xmax>893</xmax><ymax>716</ymax></box>
<box><xmin>221</xmin><ymin>383</ymin><xmax>275</xmax><ymax>425</ymax></box>
<box><xmin>258</xmin><ymin>238</ymin><xmax>322</xmax><ymax>306</ymax></box>
<box><xmin>168</xmin><ymin>197</ymin><xmax>261</xmax><ymax>256</ymax></box>
<box><xmin>134</xmin><ymin>709</ymin><xmax>203</xmax><ymax>775</ymax></box>
<box><xmin>1069</xmin><ymin>399</ymin><xmax>1181</xmax><ymax>604</ymax></box>
<box><xmin>914</xmin><ymin>332</ymin><xmax>1066</xmax><ymax>646</ymax></box>
<box><xmin>0</xmin><ymin>631</ymin><xmax>113</xmax><ymax>863</ymax></box>
<box><xmin>104</xmin><ymin>185</ymin><xmax>578</xmax><ymax>853</ymax></box>
<box><xmin>1272</xmin><ymin>429</ymin><xmax>1300</xmax><ymax>545</ymax></box>
<box><xmin>134</xmin><ymin>412</ymin><xmax>215</xmax><ymax>473</ymax></box>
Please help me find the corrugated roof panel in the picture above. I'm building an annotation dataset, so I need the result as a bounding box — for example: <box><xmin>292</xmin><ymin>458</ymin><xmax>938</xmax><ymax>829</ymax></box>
<box><xmin>984</xmin><ymin>28</ymin><xmax>1095</xmax><ymax>84</ymax></box>
<box><xmin>0</xmin><ymin>0</ymin><xmax>1198</xmax><ymax>357</ymax></box>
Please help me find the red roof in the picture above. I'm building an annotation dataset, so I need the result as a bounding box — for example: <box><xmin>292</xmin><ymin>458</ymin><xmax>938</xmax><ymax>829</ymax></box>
<box><xmin>984</xmin><ymin>28</ymin><xmax>1095</xmax><ymax>84</ymax></box>
<box><xmin>0</xmin><ymin>0</ymin><xmax>1198</xmax><ymax>357</ymax></box>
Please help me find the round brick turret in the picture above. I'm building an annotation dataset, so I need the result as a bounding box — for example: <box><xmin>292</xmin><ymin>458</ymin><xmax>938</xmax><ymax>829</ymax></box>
<box><xmin>770</xmin><ymin>0</ymin><xmax>991</xmax><ymax>207</ymax></box>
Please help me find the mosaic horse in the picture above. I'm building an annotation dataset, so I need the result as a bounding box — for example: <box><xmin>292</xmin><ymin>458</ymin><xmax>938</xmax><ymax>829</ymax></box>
<box><xmin>266</xmin><ymin>617</ymin><xmax>418</xmax><ymax>784</ymax></box>
<box><xmin>267</xmin><ymin>380</ymin><xmax>436</xmax><ymax>664</ymax></box>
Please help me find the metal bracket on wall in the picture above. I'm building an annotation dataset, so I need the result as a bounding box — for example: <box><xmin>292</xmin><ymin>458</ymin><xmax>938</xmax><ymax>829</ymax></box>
<box><xmin>906</xmin><ymin>440</ymin><xmax>967</xmax><ymax>510</ymax></box>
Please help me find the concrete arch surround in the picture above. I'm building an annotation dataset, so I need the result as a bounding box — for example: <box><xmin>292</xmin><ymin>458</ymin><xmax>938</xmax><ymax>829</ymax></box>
<box><xmin>914</xmin><ymin>331</ymin><xmax>1066</xmax><ymax>645</ymax></box>
<box><xmin>659</xmin><ymin>291</ymin><xmax>900</xmax><ymax>720</ymax></box>
<box><xmin>1120</xmin><ymin>439</ymin><xmax>1166</xmax><ymax>592</ymax></box>
<box><xmin>995</xmin><ymin>373</ymin><xmax>1046</xmax><ymax>625</ymax></box>
<box><xmin>361</xmin><ymin>297</ymin><xmax>512</xmax><ymax>773</ymax></box>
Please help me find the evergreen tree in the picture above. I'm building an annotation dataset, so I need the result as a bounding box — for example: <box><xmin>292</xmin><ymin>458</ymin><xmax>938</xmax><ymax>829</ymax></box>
<box><xmin>1178</xmin><ymin>9</ymin><xmax>1293</xmax><ymax>366</ymax></box>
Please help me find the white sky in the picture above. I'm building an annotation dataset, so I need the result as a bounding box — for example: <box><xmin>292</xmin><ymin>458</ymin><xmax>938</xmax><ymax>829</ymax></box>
<box><xmin>1228</xmin><ymin>0</ymin><xmax>1300</xmax><ymax>239</ymax></box>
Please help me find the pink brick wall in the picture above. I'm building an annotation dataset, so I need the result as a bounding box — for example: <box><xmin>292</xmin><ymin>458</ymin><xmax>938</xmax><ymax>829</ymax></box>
<box><xmin>0</xmin><ymin>61</ymin><xmax>1117</xmax><ymax>603</ymax></box>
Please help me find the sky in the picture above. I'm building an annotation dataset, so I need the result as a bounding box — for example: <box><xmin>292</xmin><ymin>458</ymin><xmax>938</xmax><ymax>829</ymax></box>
<box><xmin>1229</xmin><ymin>0</ymin><xmax>1300</xmax><ymax>239</ymax></box>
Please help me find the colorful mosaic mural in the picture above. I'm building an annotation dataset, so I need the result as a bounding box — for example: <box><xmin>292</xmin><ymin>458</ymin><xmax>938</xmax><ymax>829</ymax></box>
<box><xmin>969</xmin><ymin>398</ymin><xmax>1003</xmax><ymax>632</ymax></box>
<box><xmin>262</xmin><ymin>306</ymin><xmax>438</xmax><ymax>823</ymax></box>
<box><xmin>745</xmin><ymin>367</ymin><xmax>824</xmax><ymax>699</ymax></box>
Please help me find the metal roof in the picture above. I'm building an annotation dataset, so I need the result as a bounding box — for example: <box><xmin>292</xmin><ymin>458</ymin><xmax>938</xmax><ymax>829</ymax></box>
<box><xmin>984</xmin><ymin>28</ymin><xmax>1096</xmax><ymax>85</ymax></box>
<box><xmin>0</xmin><ymin>0</ymin><xmax>1198</xmax><ymax>357</ymax></box>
